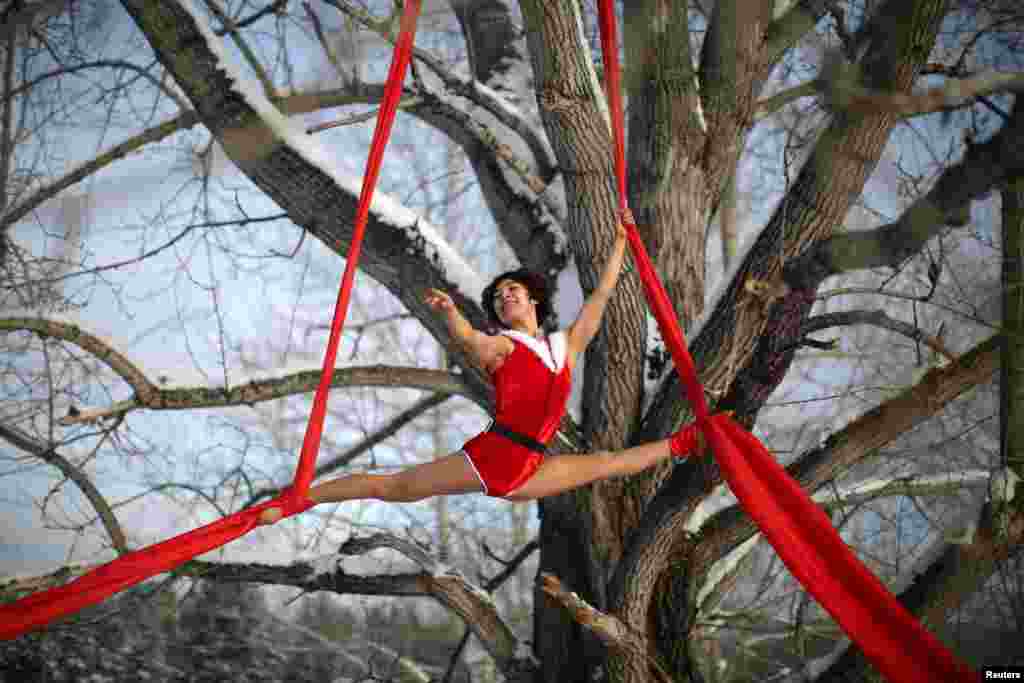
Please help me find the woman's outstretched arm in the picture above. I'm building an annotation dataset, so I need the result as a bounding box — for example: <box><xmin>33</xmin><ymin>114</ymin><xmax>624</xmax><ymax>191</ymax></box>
<box><xmin>424</xmin><ymin>288</ymin><xmax>510</xmax><ymax>372</ymax></box>
<box><xmin>565</xmin><ymin>208</ymin><xmax>631</xmax><ymax>359</ymax></box>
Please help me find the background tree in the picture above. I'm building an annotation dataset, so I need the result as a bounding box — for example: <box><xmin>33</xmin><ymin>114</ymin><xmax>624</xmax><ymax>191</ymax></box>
<box><xmin>2</xmin><ymin>0</ymin><xmax>1023</xmax><ymax>681</ymax></box>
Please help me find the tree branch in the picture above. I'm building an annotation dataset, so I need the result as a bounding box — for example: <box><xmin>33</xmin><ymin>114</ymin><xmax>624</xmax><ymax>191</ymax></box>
<box><xmin>801</xmin><ymin>309</ymin><xmax>957</xmax><ymax>361</ymax></box>
<box><xmin>819</xmin><ymin>502</ymin><xmax>1024</xmax><ymax>681</ymax></box>
<box><xmin>0</xmin><ymin>422</ymin><xmax>127</xmax><ymax>554</ymax></box>
<box><xmin>325</xmin><ymin>0</ymin><xmax>557</xmax><ymax>184</ymax></box>
<box><xmin>820</xmin><ymin>64</ymin><xmax>1024</xmax><ymax>119</ymax></box>
<box><xmin>182</xmin><ymin>533</ymin><xmax>538</xmax><ymax>683</ymax></box>
<box><xmin>0</xmin><ymin>316</ymin><xmax>477</xmax><ymax>424</ymax></box>
<box><xmin>784</xmin><ymin>97</ymin><xmax>1024</xmax><ymax>291</ymax></box>
<box><xmin>696</xmin><ymin>470</ymin><xmax>992</xmax><ymax>615</ymax></box>
<box><xmin>320</xmin><ymin>0</ymin><xmax>564</xmax><ymax>272</ymax></box>
<box><xmin>640</xmin><ymin>0</ymin><xmax>951</xmax><ymax>442</ymax></box>
<box><xmin>1</xmin><ymin>317</ymin><xmax>159</xmax><ymax>401</ymax></box>
<box><xmin>765</xmin><ymin>0</ymin><xmax>834</xmax><ymax>65</ymax></box>
<box><xmin>540</xmin><ymin>573</ymin><xmax>674</xmax><ymax>683</ymax></box>
<box><xmin>693</xmin><ymin>334</ymin><xmax>999</xmax><ymax>581</ymax></box>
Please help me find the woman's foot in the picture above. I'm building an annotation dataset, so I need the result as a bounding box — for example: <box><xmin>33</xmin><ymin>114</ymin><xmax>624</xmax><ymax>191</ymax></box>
<box><xmin>257</xmin><ymin>487</ymin><xmax>314</xmax><ymax>525</ymax></box>
<box><xmin>669</xmin><ymin>412</ymin><xmax>734</xmax><ymax>460</ymax></box>
<box><xmin>669</xmin><ymin>422</ymin><xmax>702</xmax><ymax>461</ymax></box>
<box><xmin>258</xmin><ymin>506</ymin><xmax>284</xmax><ymax>525</ymax></box>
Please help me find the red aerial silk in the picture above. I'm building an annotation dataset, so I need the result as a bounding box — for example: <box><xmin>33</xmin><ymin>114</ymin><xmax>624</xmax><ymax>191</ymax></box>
<box><xmin>595</xmin><ymin>2</ymin><xmax>976</xmax><ymax>681</ymax></box>
<box><xmin>0</xmin><ymin>0</ymin><xmax>424</xmax><ymax>641</ymax></box>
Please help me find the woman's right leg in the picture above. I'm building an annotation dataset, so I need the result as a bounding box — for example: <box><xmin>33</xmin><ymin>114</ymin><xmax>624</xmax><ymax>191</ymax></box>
<box><xmin>259</xmin><ymin>452</ymin><xmax>483</xmax><ymax>524</ymax></box>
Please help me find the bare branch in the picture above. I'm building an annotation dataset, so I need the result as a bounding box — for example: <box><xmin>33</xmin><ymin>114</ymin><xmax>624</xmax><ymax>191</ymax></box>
<box><xmin>693</xmin><ymin>334</ymin><xmax>1000</xmax><ymax>579</ymax></box>
<box><xmin>180</xmin><ymin>533</ymin><xmax>537</xmax><ymax>682</ymax></box>
<box><xmin>0</xmin><ymin>0</ymin><xmax>68</xmax><ymax>43</ymax></box>
<box><xmin>820</xmin><ymin>63</ymin><xmax>1024</xmax><ymax>119</ymax></box>
<box><xmin>200</xmin><ymin>0</ymin><xmax>275</xmax><ymax>97</ymax></box>
<box><xmin>0</xmin><ymin>561</ymin><xmax>101</xmax><ymax>596</ymax></box>
<box><xmin>540</xmin><ymin>572</ymin><xmax>638</xmax><ymax>649</ymax></box>
<box><xmin>339</xmin><ymin>533</ymin><xmax>441</xmax><ymax>574</ymax></box>
<box><xmin>326</xmin><ymin>0</ymin><xmax>557</xmax><ymax>183</ymax></box>
<box><xmin>784</xmin><ymin>98</ymin><xmax>1024</xmax><ymax>291</ymax></box>
<box><xmin>1</xmin><ymin>315</ymin><xmax>475</xmax><ymax>423</ymax></box>
<box><xmin>766</xmin><ymin>0</ymin><xmax>833</xmax><ymax>65</ymax></box>
<box><xmin>308</xmin><ymin>393</ymin><xmax>451</xmax><ymax>478</ymax></box>
<box><xmin>1</xmin><ymin>317</ymin><xmax>159</xmax><ymax>402</ymax></box>
<box><xmin>0</xmin><ymin>422</ymin><xmax>127</xmax><ymax>554</ymax></box>
<box><xmin>801</xmin><ymin>309</ymin><xmax>957</xmax><ymax>361</ymax></box>
<box><xmin>7</xmin><ymin>59</ymin><xmax>191</xmax><ymax>110</ymax></box>
<box><xmin>754</xmin><ymin>80</ymin><xmax>818</xmax><ymax>119</ymax></box>
<box><xmin>815</xmin><ymin>470</ymin><xmax>991</xmax><ymax>510</ymax></box>
<box><xmin>820</xmin><ymin>502</ymin><xmax>1024</xmax><ymax>680</ymax></box>
<box><xmin>540</xmin><ymin>573</ymin><xmax>673</xmax><ymax>683</ymax></box>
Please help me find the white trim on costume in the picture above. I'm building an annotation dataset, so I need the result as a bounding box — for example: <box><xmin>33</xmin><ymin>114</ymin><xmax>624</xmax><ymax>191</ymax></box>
<box><xmin>460</xmin><ymin>449</ymin><xmax>488</xmax><ymax>494</ymax></box>
<box><xmin>500</xmin><ymin>329</ymin><xmax>567</xmax><ymax>373</ymax></box>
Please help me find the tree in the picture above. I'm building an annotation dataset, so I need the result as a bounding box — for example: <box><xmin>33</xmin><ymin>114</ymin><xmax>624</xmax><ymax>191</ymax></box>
<box><xmin>2</xmin><ymin>0</ymin><xmax>1023</xmax><ymax>681</ymax></box>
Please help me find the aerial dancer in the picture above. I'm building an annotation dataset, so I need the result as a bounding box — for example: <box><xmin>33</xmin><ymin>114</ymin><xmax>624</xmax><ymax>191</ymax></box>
<box><xmin>260</xmin><ymin>208</ymin><xmax>698</xmax><ymax>523</ymax></box>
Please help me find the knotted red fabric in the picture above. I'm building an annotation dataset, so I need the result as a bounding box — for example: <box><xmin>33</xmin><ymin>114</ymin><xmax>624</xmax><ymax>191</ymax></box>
<box><xmin>595</xmin><ymin>2</ymin><xmax>975</xmax><ymax>680</ymax></box>
<box><xmin>0</xmin><ymin>0</ymin><xmax>423</xmax><ymax>640</ymax></box>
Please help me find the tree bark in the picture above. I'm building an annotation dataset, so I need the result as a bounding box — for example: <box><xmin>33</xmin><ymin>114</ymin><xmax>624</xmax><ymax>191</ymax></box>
<box><xmin>117</xmin><ymin>0</ymin><xmax>499</xmax><ymax>401</ymax></box>
<box><xmin>642</xmin><ymin>0</ymin><xmax>951</xmax><ymax>440</ymax></box>
<box><xmin>517</xmin><ymin>3</ymin><xmax>650</xmax><ymax>681</ymax></box>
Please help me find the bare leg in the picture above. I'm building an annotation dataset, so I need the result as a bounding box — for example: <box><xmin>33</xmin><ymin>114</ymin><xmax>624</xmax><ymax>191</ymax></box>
<box><xmin>259</xmin><ymin>453</ymin><xmax>483</xmax><ymax>524</ymax></box>
<box><xmin>504</xmin><ymin>438</ymin><xmax>674</xmax><ymax>501</ymax></box>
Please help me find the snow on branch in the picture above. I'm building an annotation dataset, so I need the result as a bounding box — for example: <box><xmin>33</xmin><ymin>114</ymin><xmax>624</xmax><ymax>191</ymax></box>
<box><xmin>58</xmin><ymin>363</ymin><xmax>470</xmax><ymax>425</ymax></box>
<box><xmin>336</xmin><ymin>534</ymin><xmax>534</xmax><ymax>676</ymax></box>
<box><xmin>691</xmin><ymin>334</ymin><xmax>999</xmax><ymax>584</ymax></box>
<box><xmin>0</xmin><ymin>561</ymin><xmax>104</xmax><ymax>596</ymax></box>
<box><xmin>123</xmin><ymin>0</ymin><xmax>488</xmax><ymax>303</ymax></box>
<box><xmin>696</xmin><ymin>470</ymin><xmax>991</xmax><ymax>613</ymax></box>
<box><xmin>179</xmin><ymin>533</ymin><xmax>536</xmax><ymax>681</ymax></box>
<box><xmin>325</xmin><ymin>0</ymin><xmax>557</xmax><ymax>182</ymax></box>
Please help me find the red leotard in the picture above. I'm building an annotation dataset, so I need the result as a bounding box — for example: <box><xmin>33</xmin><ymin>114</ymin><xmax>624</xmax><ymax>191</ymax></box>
<box><xmin>462</xmin><ymin>330</ymin><xmax>572</xmax><ymax>496</ymax></box>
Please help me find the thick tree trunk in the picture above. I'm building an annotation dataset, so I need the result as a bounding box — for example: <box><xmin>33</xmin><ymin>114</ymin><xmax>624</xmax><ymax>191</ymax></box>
<box><xmin>517</xmin><ymin>3</ymin><xmax>651</xmax><ymax>682</ymax></box>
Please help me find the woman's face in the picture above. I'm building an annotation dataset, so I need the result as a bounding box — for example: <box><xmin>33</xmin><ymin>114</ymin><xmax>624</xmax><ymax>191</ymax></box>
<box><xmin>492</xmin><ymin>279</ymin><xmax>535</xmax><ymax>325</ymax></box>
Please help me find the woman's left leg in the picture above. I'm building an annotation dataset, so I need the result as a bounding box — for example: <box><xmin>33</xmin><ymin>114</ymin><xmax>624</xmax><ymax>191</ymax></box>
<box><xmin>503</xmin><ymin>438</ymin><xmax>673</xmax><ymax>501</ymax></box>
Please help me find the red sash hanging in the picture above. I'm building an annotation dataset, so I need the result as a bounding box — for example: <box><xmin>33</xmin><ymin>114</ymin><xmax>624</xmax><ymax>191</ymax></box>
<box><xmin>595</xmin><ymin>2</ymin><xmax>974</xmax><ymax>680</ymax></box>
<box><xmin>0</xmin><ymin>0</ymin><xmax>423</xmax><ymax>640</ymax></box>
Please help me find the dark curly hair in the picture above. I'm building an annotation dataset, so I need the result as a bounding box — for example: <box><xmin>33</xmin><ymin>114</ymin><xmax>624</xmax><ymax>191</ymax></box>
<box><xmin>480</xmin><ymin>268</ymin><xmax>556</xmax><ymax>330</ymax></box>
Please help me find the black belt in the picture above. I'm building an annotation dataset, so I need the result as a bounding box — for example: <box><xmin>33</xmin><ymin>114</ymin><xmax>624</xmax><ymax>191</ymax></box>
<box><xmin>488</xmin><ymin>422</ymin><xmax>549</xmax><ymax>454</ymax></box>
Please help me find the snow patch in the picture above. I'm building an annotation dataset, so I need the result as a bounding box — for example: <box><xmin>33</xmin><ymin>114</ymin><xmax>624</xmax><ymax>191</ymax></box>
<box><xmin>991</xmin><ymin>467</ymin><xmax>1021</xmax><ymax>505</ymax></box>
<box><xmin>812</xmin><ymin>470</ymin><xmax>990</xmax><ymax>506</ymax></box>
<box><xmin>693</xmin><ymin>76</ymin><xmax>708</xmax><ymax>133</ymax></box>
<box><xmin>772</xmin><ymin>0</ymin><xmax>800</xmax><ymax>21</ymax></box>
<box><xmin>944</xmin><ymin>520</ymin><xmax>978</xmax><ymax>546</ymax></box>
<box><xmin>175</xmin><ymin>0</ymin><xmax>486</xmax><ymax>301</ymax></box>
<box><xmin>685</xmin><ymin>484</ymin><xmax>737</xmax><ymax>534</ymax></box>
<box><xmin>571</xmin><ymin>1</ymin><xmax>611</xmax><ymax>134</ymax></box>
<box><xmin>696</xmin><ymin>534</ymin><xmax>758</xmax><ymax>609</ymax></box>
<box><xmin>304</xmin><ymin>554</ymin><xmax>342</xmax><ymax>578</ymax></box>
<box><xmin>641</xmin><ymin>313</ymin><xmax>669</xmax><ymax>414</ymax></box>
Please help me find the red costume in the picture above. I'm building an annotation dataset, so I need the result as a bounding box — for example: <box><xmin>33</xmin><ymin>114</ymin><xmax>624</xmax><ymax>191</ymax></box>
<box><xmin>462</xmin><ymin>330</ymin><xmax>572</xmax><ymax>496</ymax></box>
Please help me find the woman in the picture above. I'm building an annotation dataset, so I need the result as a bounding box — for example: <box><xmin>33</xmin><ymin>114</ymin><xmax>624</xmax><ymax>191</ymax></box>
<box><xmin>260</xmin><ymin>209</ymin><xmax>692</xmax><ymax>524</ymax></box>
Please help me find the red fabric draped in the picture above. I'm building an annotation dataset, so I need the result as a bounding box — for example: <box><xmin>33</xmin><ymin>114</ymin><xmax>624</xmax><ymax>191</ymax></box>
<box><xmin>595</xmin><ymin>2</ymin><xmax>975</xmax><ymax>681</ymax></box>
<box><xmin>0</xmin><ymin>0</ymin><xmax>423</xmax><ymax>641</ymax></box>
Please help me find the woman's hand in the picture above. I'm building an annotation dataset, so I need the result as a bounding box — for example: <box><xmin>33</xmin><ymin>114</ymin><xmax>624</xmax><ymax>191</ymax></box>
<box><xmin>424</xmin><ymin>288</ymin><xmax>455</xmax><ymax>314</ymax></box>
<box><xmin>618</xmin><ymin>207</ymin><xmax>634</xmax><ymax>241</ymax></box>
